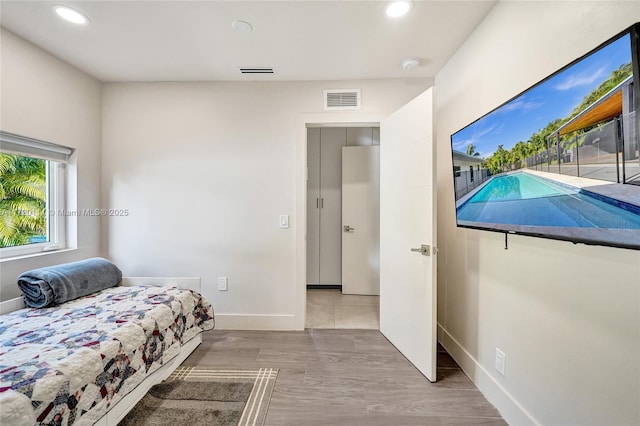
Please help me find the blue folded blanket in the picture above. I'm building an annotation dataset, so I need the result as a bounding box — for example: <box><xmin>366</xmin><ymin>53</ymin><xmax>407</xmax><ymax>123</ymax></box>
<box><xmin>17</xmin><ymin>257</ymin><xmax>123</xmax><ymax>308</ymax></box>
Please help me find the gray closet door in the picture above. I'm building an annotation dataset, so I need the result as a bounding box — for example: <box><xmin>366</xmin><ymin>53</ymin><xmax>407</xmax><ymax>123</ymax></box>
<box><xmin>346</xmin><ymin>127</ymin><xmax>374</xmax><ymax>146</ymax></box>
<box><xmin>318</xmin><ymin>128</ymin><xmax>345</xmax><ymax>285</ymax></box>
<box><xmin>306</xmin><ymin>128</ymin><xmax>321</xmax><ymax>285</ymax></box>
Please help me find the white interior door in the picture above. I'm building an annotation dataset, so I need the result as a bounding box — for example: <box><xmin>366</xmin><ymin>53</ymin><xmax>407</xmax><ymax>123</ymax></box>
<box><xmin>341</xmin><ymin>146</ymin><xmax>380</xmax><ymax>295</ymax></box>
<box><xmin>380</xmin><ymin>88</ymin><xmax>437</xmax><ymax>381</ymax></box>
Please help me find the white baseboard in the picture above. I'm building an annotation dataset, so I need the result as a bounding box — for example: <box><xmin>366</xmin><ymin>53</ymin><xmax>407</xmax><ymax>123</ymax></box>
<box><xmin>215</xmin><ymin>314</ymin><xmax>298</xmax><ymax>330</ymax></box>
<box><xmin>437</xmin><ymin>324</ymin><xmax>539</xmax><ymax>426</ymax></box>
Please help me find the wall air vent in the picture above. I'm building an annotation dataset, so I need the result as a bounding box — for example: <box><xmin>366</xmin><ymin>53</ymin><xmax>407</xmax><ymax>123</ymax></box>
<box><xmin>324</xmin><ymin>89</ymin><xmax>361</xmax><ymax>111</ymax></box>
<box><xmin>239</xmin><ymin>67</ymin><xmax>275</xmax><ymax>74</ymax></box>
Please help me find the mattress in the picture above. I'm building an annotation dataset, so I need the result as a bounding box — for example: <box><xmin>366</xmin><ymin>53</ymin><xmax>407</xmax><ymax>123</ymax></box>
<box><xmin>0</xmin><ymin>285</ymin><xmax>214</xmax><ymax>425</ymax></box>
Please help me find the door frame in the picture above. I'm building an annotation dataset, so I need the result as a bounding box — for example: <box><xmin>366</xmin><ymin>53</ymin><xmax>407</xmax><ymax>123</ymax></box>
<box><xmin>295</xmin><ymin>113</ymin><xmax>385</xmax><ymax>330</ymax></box>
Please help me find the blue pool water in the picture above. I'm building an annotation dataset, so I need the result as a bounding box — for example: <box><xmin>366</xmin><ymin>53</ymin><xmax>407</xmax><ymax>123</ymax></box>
<box><xmin>457</xmin><ymin>173</ymin><xmax>640</xmax><ymax>228</ymax></box>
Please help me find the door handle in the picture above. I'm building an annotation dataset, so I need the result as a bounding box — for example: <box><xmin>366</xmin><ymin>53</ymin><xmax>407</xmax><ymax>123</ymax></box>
<box><xmin>410</xmin><ymin>244</ymin><xmax>430</xmax><ymax>256</ymax></box>
<box><xmin>343</xmin><ymin>225</ymin><xmax>354</xmax><ymax>232</ymax></box>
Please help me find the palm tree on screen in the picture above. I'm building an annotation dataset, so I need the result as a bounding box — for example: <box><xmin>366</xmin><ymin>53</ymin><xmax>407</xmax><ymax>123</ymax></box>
<box><xmin>466</xmin><ymin>144</ymin><xmax>481</xmax><ymax>157</ymax></box>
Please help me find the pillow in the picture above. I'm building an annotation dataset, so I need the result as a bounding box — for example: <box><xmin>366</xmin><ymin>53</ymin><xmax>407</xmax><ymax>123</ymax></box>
<box><xmin>17</xmin><ymin>257</ymin><xmax>122</xmax><ymax>308</ymax></box>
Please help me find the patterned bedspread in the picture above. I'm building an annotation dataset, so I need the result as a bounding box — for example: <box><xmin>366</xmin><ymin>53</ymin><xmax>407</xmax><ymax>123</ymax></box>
<box><xmin>0</xmin><ymin>285</ymin><xmax>214</xmax><ymax>426</ymax></box>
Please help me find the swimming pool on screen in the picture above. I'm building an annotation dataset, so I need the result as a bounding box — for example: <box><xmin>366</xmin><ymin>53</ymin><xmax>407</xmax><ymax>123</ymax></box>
<box><xmin>456</xmin><ymin>172</ymin><xmax>640</xmax><ymax>229</ymax></box>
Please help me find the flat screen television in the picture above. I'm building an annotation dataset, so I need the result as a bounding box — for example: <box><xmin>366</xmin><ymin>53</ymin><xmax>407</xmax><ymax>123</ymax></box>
<box><xmin>450</xmin><ymin>23</ymin><xmax>640</xmax><ymax>250</ymax></box>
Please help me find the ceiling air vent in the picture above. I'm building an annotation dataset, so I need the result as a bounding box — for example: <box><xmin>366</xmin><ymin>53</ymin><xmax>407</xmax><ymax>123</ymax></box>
<box><xmin>239</xmin><ymin>67</ymin><xmax>275</xmax><ymax>75</ymax></box>
<box><xmin>324</xmin><ymin>89</ymin><xmax>361</xmax><ymax>111</ymax></box>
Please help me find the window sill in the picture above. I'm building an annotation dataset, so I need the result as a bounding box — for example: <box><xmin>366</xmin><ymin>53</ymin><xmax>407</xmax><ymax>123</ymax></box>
<box><xmin>0</xmin><ymin>248</ymin><xmax>77</xmax><ymax>263</ymax></box>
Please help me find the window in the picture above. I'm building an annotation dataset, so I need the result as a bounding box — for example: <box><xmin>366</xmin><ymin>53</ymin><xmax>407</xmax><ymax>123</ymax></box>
<box><xmin>0</xmin><ymin>131</ymin><xmax>74</xmax><ymax>258</ymax></box>
<box><xmin>453</xmin><ymin>165</ymin><xmax>461</xmax><ymax>177</ymax></box>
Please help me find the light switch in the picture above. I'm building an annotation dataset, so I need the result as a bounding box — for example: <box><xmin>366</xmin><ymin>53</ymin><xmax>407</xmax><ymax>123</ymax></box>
<box><xmin>279</xmin><ymin>215</ymin><xmax>289</xmax><ymax>229</ymax></box>
<box><xmin>217</xmin><ymin>277</ymin><xmax>228</xmax><ymax>291</ymax></box>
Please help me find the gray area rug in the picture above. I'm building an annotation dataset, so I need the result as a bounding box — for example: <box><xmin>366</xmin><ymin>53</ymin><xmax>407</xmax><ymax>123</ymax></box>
<box><xmin>119</xmin><ymin>367</ymin><xmax>278</xmax><ymax>426</ymax></box>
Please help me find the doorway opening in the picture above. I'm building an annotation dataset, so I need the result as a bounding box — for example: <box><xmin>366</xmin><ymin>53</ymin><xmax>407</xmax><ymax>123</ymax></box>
<box><xmin>305</xmin><ymin>125</ymin><xmax>380</xmax><ymax>329</ymax></box>
<box><xmin>296</xmin><ymin>88</ymin><xmax>437</xmax><ymax>380</ymax></box>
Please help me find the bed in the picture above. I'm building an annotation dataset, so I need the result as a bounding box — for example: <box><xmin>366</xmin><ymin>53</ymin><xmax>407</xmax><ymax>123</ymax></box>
<box><xmin>0</xmin><ymin>276</ymin><xmax>214</xmax><ymax>426</ymax></box>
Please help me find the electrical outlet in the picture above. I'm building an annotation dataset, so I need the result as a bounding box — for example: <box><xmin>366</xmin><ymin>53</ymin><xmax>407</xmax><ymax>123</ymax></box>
<box><xmin>217</xmin><ymin>277</ymin><xmax>228</xmax><ymax>291</ymax></box>
<box><xmin>495</xmin><ymin>348</ymin><xmax>506</xmax><ymax>376</ymax></box>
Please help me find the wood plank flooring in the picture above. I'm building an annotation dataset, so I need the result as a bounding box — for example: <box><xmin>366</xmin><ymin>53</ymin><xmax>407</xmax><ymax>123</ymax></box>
<box><xmin>182</xmin><ymin>329</ymin><xmax>507</xmax><ymax>425</ymax></box>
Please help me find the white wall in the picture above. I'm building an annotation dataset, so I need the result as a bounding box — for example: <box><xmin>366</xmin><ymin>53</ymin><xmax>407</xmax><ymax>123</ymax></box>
<box><xmin>435</xmin><ymin>2</ymin><xmax>640</xmax><ymax>425</ymax></box>
<box><xmin>0</xmin><ymin>29</ymin><xmax>103</xmax><ymax>300</ymax></box>
<box><xmin>101</xmin><ymin>79</ymin><xmax>431</xmax><ymax>329</ymax></box>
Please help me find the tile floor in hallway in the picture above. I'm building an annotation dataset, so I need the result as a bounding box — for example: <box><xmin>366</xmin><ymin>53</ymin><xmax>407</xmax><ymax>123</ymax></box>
<box><xmin>306</xmin><ymin>289</ymin><xmax>380</xmax><ymax>329</ymax></box>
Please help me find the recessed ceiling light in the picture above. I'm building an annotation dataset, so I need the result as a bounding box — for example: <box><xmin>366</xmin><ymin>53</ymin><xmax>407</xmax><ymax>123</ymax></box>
<box><xmin>232</xmin><ymin>20</ymin><xmax>253</xmax><ymax>33</ymax></box>
<box><xmin>53</xmin><ymin>5</ymin><xmax>90</xmax><ymax>25</ymax></box>
<box><xmin>385</xmin><ymin>1</ymin><xmax>413</xmax><ymax>18</ymax></box>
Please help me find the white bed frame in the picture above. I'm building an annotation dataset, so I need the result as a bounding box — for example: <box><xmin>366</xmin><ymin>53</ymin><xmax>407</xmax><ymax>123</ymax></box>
<box><xmin>0</xmin><ymin>277</ymin><xmax>206</xmax><ymax>426</ymax></box>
